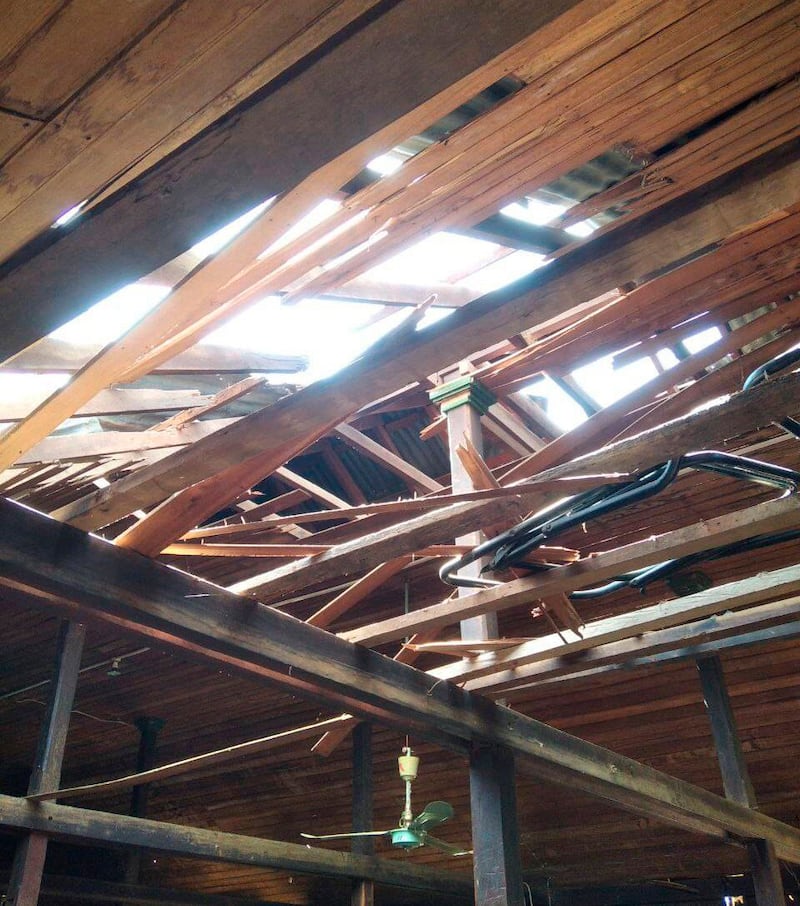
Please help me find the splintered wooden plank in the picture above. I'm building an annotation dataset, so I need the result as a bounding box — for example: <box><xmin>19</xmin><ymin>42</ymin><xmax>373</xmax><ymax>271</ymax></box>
<box><xmin>18</xmin><ymin>419</ymin><xmax>239</xmax><ymax>465</ymax></box>
<box><xmin>29</xmin><ymin>714</ymin><xmax>355</xmax><ymax>802</ymax></box>
<box><xmin>0</xmin><ymin>388</ymin><xmax>211</xmax><ymax>422</ymax></box>
<box><xmin>500</xmin><ymin>297</ymin><xmax>800</xmax><ymax>482</ymax></box>
<box><xmin>306</xmin><ymin>557</ymin><xmax>413</xmax><ymax>629</ymax></box>
<box><xmin>152</xmin><ymin>377</ymin><xmax>264</xmax><ymax>431</ymax></box>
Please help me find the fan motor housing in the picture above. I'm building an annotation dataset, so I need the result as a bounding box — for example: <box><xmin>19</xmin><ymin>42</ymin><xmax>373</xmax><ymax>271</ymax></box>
<box><xmin>391</xmin><ymin>828</ymin><xmax>422</xmax><ymax>849</ymax></box>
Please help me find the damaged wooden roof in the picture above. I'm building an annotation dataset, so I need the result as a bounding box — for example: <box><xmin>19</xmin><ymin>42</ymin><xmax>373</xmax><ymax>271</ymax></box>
<box><xmin>2</xmin><ymin>1</ymin><xmax>800</xmax><ymax>904</ymax></box>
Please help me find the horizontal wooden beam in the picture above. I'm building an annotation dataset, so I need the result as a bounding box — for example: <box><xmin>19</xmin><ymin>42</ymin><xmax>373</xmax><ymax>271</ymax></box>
<box><xmin>443</xmin><ymin>569</ymin><xmax>800</xmax><ymax>689</ymax></box>
<box><xmin>464</xmin><ymin>596</ymin><xmax>800</xmax><ymax>693</ymax></box>
<box><xmin>17</xmin><ymin>419</ymin><xmax>238</xmax><ymax>465</ymax></box>
<box><xmin>5</xmin><ymin>499</ymin><xmax>800</xmax><ymax>860</ymax></box>
<box><xmin>0</xmin><ymin>388</ymin><xmax>214</xmax><ymax>422</ymax></box>
<box><xmin>0</xmin><ymin>794</ymin><xmax>471</xmax><ymax>896</ymax></box>
<box><xmin>3</xmin><ymin>339</ymin><xmax>306</xmax><ymax>375</ymax></box>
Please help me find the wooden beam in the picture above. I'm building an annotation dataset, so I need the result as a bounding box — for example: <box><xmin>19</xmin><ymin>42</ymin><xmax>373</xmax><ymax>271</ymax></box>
<box><xmin>274</xmin><ymin>467</ymin><xmax>350</xmax><ymax>511</ymax></box>
<box><xmin>6</xmin><ymin>621</ymin><xmax>85</xmax><ymax>906</ymax></box>
<box><xmin>57</xmin><ymin>306</ymin><xmax>432</xmax><ymax>547</ymax></box>
<box><xmin>351</xmin><ymin>723</ymin><xmax>374</xmax><ymax>906</ymax></box>
<box><xmin>0</xmin><ymin>388</ymin><xmax>214</xmax><ymax>422</ymax></box>
<box><xmin>0</xmin><ymin>795</ymin><xmax>471</xmax><ymax>896</ymax></box>
<box><xmin>15</xmin><ymin>419</ymin><xmax>239</xmax><ymax>466</ymax></box>
<box><xmin>459</xmin><ymin>596</ymin><xmax>800</xmax><ymax>693</ymax></box>
<box><xmin>306</xmin><ymin>558</ymin><xmax>412</xmax><ymax>629</ymax></box>
<box><xmin>334</xmin><ymin>423</ymin><xmax>443</xmax><ymax>494</ymax></box>
<box><xmin>470</xmin><ymin>745</ymin><xmax>524</xmax><ymax>906</ymax></box>
<box><xmin>344</xmin><ymin>496</ymin><xmax>800</xmax><ymax>649</ymax></box>
<box><xmin>50</xmin><ymin>150</ymin><xmax>800</xmax><ymax>544</ymax></box>
<box><xmin>181</xmin><ymin>479</ymin><xmax>607</xmax><ymax>539</ymax></box>
<box><xmin>29</xmin><ymin>715</ymin><xmax>354</xmax><ymax>803</ymax></box>
<box><xmin>501</xmin><ymin>299</ymin><xmax>800</xmax><ymax>482</ymax></box>
<box><xmin>2</xmin><ymin>339</ymin><xmax>306</xmax><ymax>374</ymax></box>
<box><xmin>697</xmin><ymin>656</ymin><xmax>758</xmax><ymax>808</ymax></box>
<box><xmin>697</xmin><ymin>656</ymin><xmax>787</xmax><ymax>906</ymax></box>
<box><xmin>0</xmin><ymin>0</ymin><xmax>584</xmax><ymax>360</ymax></box>
<box><xmin>239</xmin><ymin>373</ymin><xmax>800</xmax><ymax>601</ymax></box>
<box><xmin>152</xmin><ymin>377</ymin><xmax>265</xmax><ymax>431</ymax></box>
<box><xmin>7</xmin><ymin>500</ymin><xmax>800</xmax><ymax>860</ymax></box>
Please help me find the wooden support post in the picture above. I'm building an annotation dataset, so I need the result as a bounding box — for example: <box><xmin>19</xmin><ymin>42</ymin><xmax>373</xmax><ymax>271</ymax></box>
<box><xmin>469</xmin><ymin>744</ymin><xmax>523</xmax><ymax>906</ymax></box>
<box><xmin>351</xmin><ymin>723</ymin><xmax>374</xmax><ymax>906</ymax></box>
<box><xmin>431</xmin><ymin>376</ymin><xmax>499</xmax><ymax>642</ymax></box>
<box><xmin>697</xmin><ymin>656</ymin><xmax>786</xmax><ymax>906</ymax></box>
<box><xmin>125</xmin><ymin>716</ymin><xmax>165</xmax><ymax>885</ymax></box>
<box><xmin>5</xmin><ymin>620</ymin><xmax>85</xmax><ymax>906</ymax></box>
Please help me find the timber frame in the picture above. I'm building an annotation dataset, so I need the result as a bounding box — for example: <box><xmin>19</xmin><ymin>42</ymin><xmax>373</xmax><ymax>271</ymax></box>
<box><xmin>3</xmin><ymin>2</ymin><xmax>800</xmax><ymax>904</ymax></box>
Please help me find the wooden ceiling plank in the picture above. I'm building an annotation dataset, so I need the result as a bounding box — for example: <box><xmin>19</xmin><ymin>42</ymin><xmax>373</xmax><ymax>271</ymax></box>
<box><xmin>244</xmin><ymin>371</ymin><xmax>800</xmax><ymax>601</ymax></box>
<box><xmin>7</xmin><ymin>498</ymin><xmax>800</xmax><ymax>861</ymax></box>
<box><xmin>0</xmin><ymin>0</ymin><xmax>384</xmax><ymax>258</ymax></box>
<box><xmin>0</xmin><ymin>0</ymin><xmax>174</xmax><ymax>119</ymax></box>
<box><xmin>344</xmin><ymin>495</ymin><xmax>800</xmax><ymax>649</ymax></box>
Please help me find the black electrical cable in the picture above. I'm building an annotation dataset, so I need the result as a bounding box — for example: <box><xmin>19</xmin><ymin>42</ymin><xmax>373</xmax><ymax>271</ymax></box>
<box><xmin>440</xmin><ymin>451</ymin><xmax>800</xmax><ymax>592</ymax></box>
<box><xmin>442</xmin><ymin>346</ymin><xmax>800</xmax><ymax>596</ymax></box>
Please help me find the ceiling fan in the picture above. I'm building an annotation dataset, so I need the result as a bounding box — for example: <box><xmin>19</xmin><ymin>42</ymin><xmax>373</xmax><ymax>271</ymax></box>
<box><xmin>301</xmin><ymin>746</ymin><xmax>471</xmax><ymax>856</ymax></box>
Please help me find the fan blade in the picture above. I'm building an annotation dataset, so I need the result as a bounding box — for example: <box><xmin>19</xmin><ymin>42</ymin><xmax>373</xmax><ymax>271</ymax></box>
<box><xmin>423</xmin><ymin>834</ymin><xmax>472</xmax><ymax>857</ymax></box>
<box><xmin>301</xmin><ymin>830</ymin><xmax>391</xmax><ymax>841</ymax></box>
<box><xmin>410</xmin><ymin>800</ymin><xmax>453</xmax><ymax>831</ymax></box>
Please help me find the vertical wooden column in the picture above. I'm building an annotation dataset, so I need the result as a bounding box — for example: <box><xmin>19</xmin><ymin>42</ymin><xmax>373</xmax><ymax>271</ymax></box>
<box><xmin>5</xmin><ymin>620</ymin><xmax>86</xmax><ymax>906</ymax></box>
<box><xmin>125</xmin><ymin>715</ymin><xmax>165</xmax><ymax>884</ymax></box>
<box><xmin>469</xmin><ymin>744</ymin><xmax>524</xmax><ymax>906</ymax></box>
<box><xmin>697</xmin><ymin>655</ymin><xmax>786</xmax><ymax>906</ymax></box>
<box><xmin>430</xmin><ymin>376</ymin><xmax>499</xmax><ymax>642</ymax></box>
<box><xmin>351</xmin><ymin>722</ymin><xmax>374</xmax><ymax>906</ymax></box>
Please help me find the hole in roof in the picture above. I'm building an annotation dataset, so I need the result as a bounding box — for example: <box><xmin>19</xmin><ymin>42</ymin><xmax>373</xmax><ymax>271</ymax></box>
<box><xmin>51</xmin><ymin>200</ymin><xmax>88</xmax><ymax>228</ymax></box>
